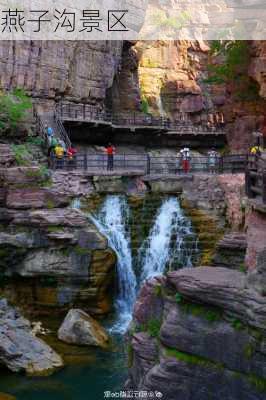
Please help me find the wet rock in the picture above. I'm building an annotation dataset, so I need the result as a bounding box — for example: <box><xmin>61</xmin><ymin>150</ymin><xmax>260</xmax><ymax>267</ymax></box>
<box><xmin>0</xmin><ymin>299</ymin><xmax>63</xmax><ymax>375</ymax></box>
<box><xmin>58</xmin><ymin>309</ymin><xmax>109</xmax><ymax>348</ymax></box>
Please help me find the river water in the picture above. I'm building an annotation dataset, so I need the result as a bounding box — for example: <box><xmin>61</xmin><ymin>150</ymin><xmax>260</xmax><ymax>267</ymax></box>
<box><xmin>0</xmin><ymin>195</ymin><xmax>198</xmax><ymax>399</ymax></box>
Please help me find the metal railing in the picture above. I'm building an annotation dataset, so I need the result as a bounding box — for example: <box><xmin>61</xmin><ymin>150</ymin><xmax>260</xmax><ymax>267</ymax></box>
<box><xmin>246</xmin><ymin>155</ymin><xmax>266</xmax><ymax>203</ymax></box>
<box><xmin>50</xmin><ymin>153</ymin><xmax>248</xmax><ymax>175</ymax></box>
<box><xmin>55</xmin><ymin>102</ymin><xmax>226</xmax><ymax>135</ymax></box>
<box><xmin>34</xmin><ymin>108</ymin><xmax>72</xmax><ymax>150</ymax></box>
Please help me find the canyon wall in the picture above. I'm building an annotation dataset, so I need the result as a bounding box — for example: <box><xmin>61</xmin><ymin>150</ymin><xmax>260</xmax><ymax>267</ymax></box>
<box><xmin>0</xmin><ymin>40</ymin><xmax>266</xmax><ymax>152</ymax></box>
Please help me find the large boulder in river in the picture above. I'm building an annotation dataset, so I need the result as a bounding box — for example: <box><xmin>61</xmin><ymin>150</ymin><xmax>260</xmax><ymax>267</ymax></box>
<box><xmin>0</xmin><ymin>299</ymin><xmax>63</xmax><ymax>375</ymax></box>
<box><xmin>58</xmin><ymin>309</ymin><xmax>109</xmax><ymax>348</ymax></box>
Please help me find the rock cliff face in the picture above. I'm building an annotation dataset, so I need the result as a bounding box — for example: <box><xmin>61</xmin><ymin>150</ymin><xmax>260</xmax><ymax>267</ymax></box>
<box><xmin>126</xmin><ymin>266</ymin><xmax>266</xmax><ymax>399</ymax></box>
<box><xmin>0</xmin><ymin>41</ymin><xmax>122</xmax><ymax>108</ymax></box>
<box><xmin>1</xmin><ymin>40</ymin><xmax>265</xmax><ymax>152</ymax></box>
<box><xmin>0</xmin><ymin>149</ymin><xmax>117</xmax><ymax>316</ymax></box>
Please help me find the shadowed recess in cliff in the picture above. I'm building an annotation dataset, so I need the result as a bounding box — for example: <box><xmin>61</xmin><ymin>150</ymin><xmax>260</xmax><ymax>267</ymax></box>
<box><xmin>89</xmin><ymin>196</ymin><xmax>137</xmax><ymax>334</ymax></box>
<box><xmin>138</xmin><ymin>197</ymin><xmax>199</xmax><ymax>283</ymax></box>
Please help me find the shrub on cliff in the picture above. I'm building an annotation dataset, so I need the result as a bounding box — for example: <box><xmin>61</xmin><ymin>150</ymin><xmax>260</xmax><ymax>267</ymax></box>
<box><xmin>0</xmin><ymin>89</ymin><xmax>32</xmax><ymax>135</ymax></box>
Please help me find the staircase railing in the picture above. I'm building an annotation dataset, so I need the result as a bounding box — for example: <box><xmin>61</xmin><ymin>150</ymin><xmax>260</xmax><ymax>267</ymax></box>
<box><xmin>54</xmin><ymin>113</ymin><xmax>72</xmax><ymax>148</ymax></box>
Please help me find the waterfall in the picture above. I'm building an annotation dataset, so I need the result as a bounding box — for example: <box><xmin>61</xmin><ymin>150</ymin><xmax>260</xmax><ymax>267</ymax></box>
<box><xmin>90</xmin><ymin>196</ymin><xmax>137</xmax><ymax>334</ymax></box>
<box><xmin>138</xmin><ymin>197</ymin><xmax>198</xmax><ymax>283</ymax></box>
<box><xmin>156</xmin><ymin>95</ymin><xmax>166</xmax><ymax>116</ymax></box>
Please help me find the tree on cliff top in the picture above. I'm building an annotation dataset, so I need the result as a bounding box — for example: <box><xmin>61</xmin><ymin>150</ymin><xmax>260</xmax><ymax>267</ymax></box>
<box><xmin>0</xmin><ymin>89</ymin><xmax>32</xmax><ymax>135</ymax></box>
<box><xmin>205</xmin><ymin>41</ymin><xmax>259</xmax><ymax>101</ymax></box>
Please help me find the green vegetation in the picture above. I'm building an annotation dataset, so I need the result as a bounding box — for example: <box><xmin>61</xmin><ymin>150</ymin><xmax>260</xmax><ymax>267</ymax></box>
<box><xmin>140</xmin><ymin>96</ymin><xmax>149</xmax><ymax>114</ymax></box>
<box><xmin>152</xmin><ymin>10</ymin><xmax>191</xmax><ymax>31</ymax></box>
<box><xmin>46</xmin><ymin>199</ymin><xmax>56</xmax><ymax>209</ymax></box>
<box><xmin>26</xmin><ymin>165</ymin><xmax>49</xmax><ymax>180</ymax></box>
<box><xmin>175</xmin><ymin>291</ymin><xmax>223</xmax><ymax>323</ymax></box>
<box><xmin>204</xmin><ymin>41</ymin><xmax>259</xmax><ymax>100</ymax></box>
<box><xmin>0</xmin><ymin>88</ymin><xmax>32</xmax><ymax>134</ymax></box>
<box><xmin>142</xmin><ymin>59</ymin><xmax>160</xmax><ymax>68</ymax></box>
<box><xmin>248</xmin><ymin>375</ymin><xmax>266</xmax><ymax>393</ymax></box>
<box><xmin>244</xmin><ymin>343</ymin><xmax>256</xmax><ymax>359</ymax></box>
<box><xmin>175</xmin><ymin>292</ymin><xmax>183</xmax><ymax>304</ymax></box>
<box><xmin>166</xmin><ymin>348</ymin><xmax>266</xmax><ymax>393</ymax></box>
<box><xmin>127</xmin><ymin>343</ymin><xmax>134</xmax><ymax>368</ymax></box>
<box><xmin>229</xmin><ymin>317</ymin><xmax>245</xmax><ymax>331</ymax></box>
<box><xmin>147</xmin><ymin>318</ymin><xmax>161</xmax><ymax>338</ymax></box>
<box><xmin>165</xmin><ymin>348</ymin><xmax>224</xmax><ymax>370</ymax></box>
<box><xmin>154</xmin><ymin>284</ymin><xmax>162</xmax><ymax>297</ymax></box>
<box><xmin>135</xmin><ymin>318</ymin><xmax>162</xmax><ymax>338</ymax></box>
<box><xmin>74</xmin><ymin>246</ymin><xmax>91</xmax><ymax>256</ymax></box>
<box><xmin>11</xmin><ymin>144</ymin><xmax>32</xmax><ymax>166</ymax></box>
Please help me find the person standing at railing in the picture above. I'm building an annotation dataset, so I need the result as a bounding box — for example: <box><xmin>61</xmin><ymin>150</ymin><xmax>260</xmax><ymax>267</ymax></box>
<box><xmin>105</xmin><ymin>143</ymin><xmax>116</xmax><ymax>171</ymax></box>
<box><xmin>54</xmin><ymin>143</ymin><xmax>65</xmax><ymax>169</ymax></box>
<box><xmin>208</xmin><ymin>148</ymin><xmax>219</xmax><ymax>173</ymax></box>
<box><xmin>180</xmin><ymin>147</ymin><xmax>191</xmax><ymax>173</ymax></box>
<box><xmin>67</xmin><ymin>146</ymin><xmax>77</xmax><ymax>169</ymax></box>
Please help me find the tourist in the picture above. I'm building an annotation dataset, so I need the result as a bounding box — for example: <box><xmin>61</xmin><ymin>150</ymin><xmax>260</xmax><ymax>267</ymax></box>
<box><xmin>67</xmin><ymin>146</ymin><xmax>77</xmax><ymax>169</ymax></box>
<box><xmin>208</xmin><ymin>148</ymin><xmax>218</xmax><ymax>173</ymax></box>
<box><xmin>249</xmin><ymin>145</ymin><xmax>262</xmax><ymax>170</ymax></box>
<box><xmin>47</xmin><ymin>125</ymin><xmax>53</xmax><ymax>138</ymax></box>
<box><xmin>48</xmin><ymin>136</ymin><xmax>58</xmax><ymax>158</ymax></box>
<box><xmin>105</xmin><ymin>143</ymin><xmax>116</xmax><ymax>171</ymax></box>
<box><xmin>180</xmin><ymin>147</ymin><xmax>191</xmax><ymax>173</ymax></box>
<box><xmin>54</xmin><ymin>143</ymin><xmax>65</xmax><ymax>169</ymax></box>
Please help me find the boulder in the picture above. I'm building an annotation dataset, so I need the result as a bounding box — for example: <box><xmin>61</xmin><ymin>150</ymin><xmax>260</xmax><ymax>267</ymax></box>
<box><xmin>58</xmin><ymin>309</ymin><xmax>109</xmax><ymax>348</ymax></box>
<box><xmin>0</xmin><ymin>299</ymin><xmax>63</xmax><ymax>375</ymax></box>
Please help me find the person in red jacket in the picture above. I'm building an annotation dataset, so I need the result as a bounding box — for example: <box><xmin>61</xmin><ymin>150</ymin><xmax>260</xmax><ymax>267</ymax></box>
<box><xmin>105</xmin><ymin>143</ymin><xmax>116</xmax><ymax>171</ymax></box>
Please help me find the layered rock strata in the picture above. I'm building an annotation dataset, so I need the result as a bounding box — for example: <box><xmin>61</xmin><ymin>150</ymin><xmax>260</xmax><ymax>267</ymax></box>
<box><xmin>126</xmin><ymin>263</ymin><xmax>266</xmax><ymax>399</ymax></box>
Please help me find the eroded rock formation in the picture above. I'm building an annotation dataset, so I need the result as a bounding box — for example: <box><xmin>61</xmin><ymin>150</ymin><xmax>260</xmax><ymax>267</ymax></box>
<box><xmin>126</xmin><ymin>266</ymin><xmax>266</xmax><ymax>399</ymax></box>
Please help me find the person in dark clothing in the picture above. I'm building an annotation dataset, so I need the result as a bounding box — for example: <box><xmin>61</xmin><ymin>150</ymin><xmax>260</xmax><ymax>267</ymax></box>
<box><xmin>105</xmin><ymin>143</ymin><xmax>115</xmax><ymax>171</ymax></box>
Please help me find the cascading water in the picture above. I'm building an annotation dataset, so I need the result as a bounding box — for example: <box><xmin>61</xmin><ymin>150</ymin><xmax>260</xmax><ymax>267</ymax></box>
<box><xmin>72</xmin><ymin>195</ymin><xmax>198</xmax><ymax>333</ymax></box>
<box><xmin>138</xmin><ymin>197</ymin><xmax>198</xmax><ymax>283</ymax></box>
<box><xmin>90</xmin><ymin>196</ymin><xmax>137</xmax><ymax>333</ymax></box>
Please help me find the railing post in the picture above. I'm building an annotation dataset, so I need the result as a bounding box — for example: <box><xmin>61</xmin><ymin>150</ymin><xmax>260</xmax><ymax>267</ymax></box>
<box><xmin>84</xmin><ymin>153</ymin><xmax>88</xmax><ymax>170</ymax></box>
<box><xmin>263</xmin><ymin>170</ymin><xmax>266</xmax><ymax>204</ymax></box>
<box><xmin>146</xmin><ymin>153</ymin><xmax>151</xmax><ymax>175</ymax></box>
